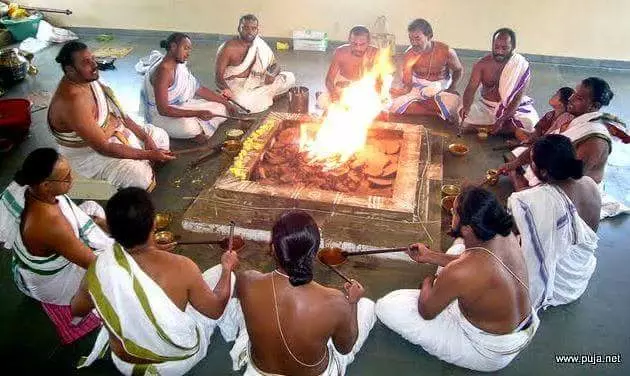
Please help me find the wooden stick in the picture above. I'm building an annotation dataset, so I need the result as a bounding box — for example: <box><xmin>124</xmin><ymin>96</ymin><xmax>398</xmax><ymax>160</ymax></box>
<box><xmin>228</xmin><ymin>221</ymin><xmax>235</xmax><ymax>251</ymax></box>
<box><xmin>18</xmin><ymin>5</ymin><xmax>72</xmax><ymax>15</ymax></box>
<box><xmin>323</xmin><ymin>263</ymin><xmax>352</xmax><ymax>283</ymax></box>
<box><xmin>172</xmin><ymin>145</ymin><xmax>216</xmax><ymax>155</ymax></box>
<box><xmin>188</xmin><ymin>146</ymin><xmax>222</xmax><ymax>168</ymax></box>
<box><xmin>215</xmin><ymin>91</ymin><xmax>251</xmax><ymax>113</ymax></box>
<box><xmin>342</xmin><ymin>246</ymin><xmax>409</xmax><ymax>257</ymax></box>
<box><xmin>492</xmin><ymin>143</ymin><xmax>527</xmax><ymax>151</ymax></box>
<box><xmin>177</xmin><ymin>240</ymin><xmax>223</xmax><ymax>245</ymax></box>
<box><xmin>213</xmin><ymin>114</ymin><xmax>257</xmax><ymax>121</ymax></box>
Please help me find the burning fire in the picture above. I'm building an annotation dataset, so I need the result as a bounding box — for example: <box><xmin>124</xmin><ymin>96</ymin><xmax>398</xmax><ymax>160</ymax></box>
<box><xmin>300</xmin><ymin>49</ymin><xmax>394</xmax><ymax>169</ymax></box>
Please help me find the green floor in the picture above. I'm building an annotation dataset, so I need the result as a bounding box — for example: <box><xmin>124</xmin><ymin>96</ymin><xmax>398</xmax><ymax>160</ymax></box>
<box><xmin>0</xmin><ymin>31</ymin><xmax>628</xmax><ymax>374</ymax></box>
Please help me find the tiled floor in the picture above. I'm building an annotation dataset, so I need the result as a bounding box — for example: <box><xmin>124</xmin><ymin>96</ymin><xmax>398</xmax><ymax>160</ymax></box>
<box><xmin>0</xmin><ymin>32</ymin><xmax>628</xmax><ymax>375</ymax></box>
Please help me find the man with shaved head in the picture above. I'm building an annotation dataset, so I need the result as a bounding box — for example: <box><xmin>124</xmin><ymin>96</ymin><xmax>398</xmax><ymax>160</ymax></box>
<box><xmin>317</xmin><ymin>26</ymin><xmax>379</xmax><ymax>109</ymax></box>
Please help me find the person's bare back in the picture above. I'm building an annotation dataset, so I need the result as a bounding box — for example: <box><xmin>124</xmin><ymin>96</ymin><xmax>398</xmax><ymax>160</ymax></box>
<box><xmin>556</xmin><ymin>176</ymin><xmax>602</xmax><ymax>231</ymax></box>
<box><xmin>237</xmin><ymin>270</ymin><xmax>357</xmax><ymax>376</ymax></box>
<box><xmin>449</xmin><ymin>234</ymin><xmax>531</xmax><ymax>335</ymax></box>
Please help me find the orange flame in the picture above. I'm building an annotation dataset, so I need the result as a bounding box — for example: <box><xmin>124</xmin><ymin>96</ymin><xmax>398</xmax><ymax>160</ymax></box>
<box><xmin>300</xmin><ymin>49</ymin><xmax>394</xmax><ymax>170</ymax></box>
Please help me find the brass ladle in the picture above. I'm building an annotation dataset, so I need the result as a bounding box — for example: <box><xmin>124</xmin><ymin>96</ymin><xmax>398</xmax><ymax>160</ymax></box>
<box><xmin>154</xmin><ymin>230</ymin><xmax>245</xmax><ymax>251</ymax></box>
<box><xmin>317</xmin><ymin>246</ymin><xmax>411</xmax><ymax>267</ymax></box>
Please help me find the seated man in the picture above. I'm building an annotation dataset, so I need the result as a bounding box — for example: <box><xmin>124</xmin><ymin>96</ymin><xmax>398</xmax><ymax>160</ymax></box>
<box><xmin>500</xmin><ymin>77</ymin><xmax>614</xmax><ymax>189</ymax></box>
<box><xmin>316</xmin><ymin>25</ymin><xmax>378</xmax><ymax>109</ymax></box>
<box><xmin>389</xmin><ymin>18</ymin><xmax>463</xmax><ymax>123</ymax></box>
<box><xmin>460</xmin><ymin>28</ymin><xmax>539</xmax><ymax>135</ymax></box>
<box><xmin>71</xmin><ymin>188</ymin><xmax>239</xmax><ymax>375</ymax></box>
<box><xmin>215</xmin><ymin>14</ymin><xmax>295</xmax><ymax>113</ymax></box>
<box><xmin>377</xmin><ymin>187</ymin><xmax>539</xmax><ymax>372</ymax></box>
<box><xmin>49</xmin><ymin>41</ymin><xmax>174</xmax><ymax>192</ymax></box>
<box><xmin>0</xmin><ymin>148</ymin><xmax>114</xmax><ymax>344</ymax></box>
<box><xmin>508</xmin><ymin>135</ymin><xmax>599</xmax><ymax>310</ymax></box>
<box><xmin>141</xmin><ymin>33</ymin><xmax>235</xmax><ymax>142</ymax></box>
<box><xmin>231</xmin><ymin>210</ymin><xmax>376</xmax><ymax>375</ymax></box>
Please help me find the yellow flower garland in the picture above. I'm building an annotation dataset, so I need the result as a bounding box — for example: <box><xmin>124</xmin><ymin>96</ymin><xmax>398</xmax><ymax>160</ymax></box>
<box><xmin>229</xmin><ymin>120</ymin><xmax>276</xmax><ymax>180</ymax></box>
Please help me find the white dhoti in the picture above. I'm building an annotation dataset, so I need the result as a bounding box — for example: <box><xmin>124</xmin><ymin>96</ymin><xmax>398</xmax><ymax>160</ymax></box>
<box><xmin>78</xmin><ymin>244</ymin><xmax>238</xmax><ymax>376</ymax></box>
<box><xmin>516</xmin><ymin>111</ymin><xmax>628</xmax><ymax>219</ymax></box>
<box><xmin>59</xmin><ymin>122</ymin><xmax>168</xmax><ymax>191</ymax></box>
<box><xmin>230</xmin><ymin>298</ymin><xmax>376</xmax><ymax>375</ymax></box>
<box><xmin>0</xmin><ymin>182</ymin><xmax>113</xmax><ymax>305</ymax></box>
<box><xmin>141</xmin><ymin>53</ymin><xmax>227</xmax><ymax>139</ymax></box>
<box><xmin>508</xmin><ymin>184</ymin><xmax>599</xmax><ymax>309</ymax></box>
<box><xmin>390</xmin><ymin>75</ymin><xmax>461</xmax><ymax>123</ymax></box>
<box><xmin>466</xmin><ymin>53</ymin><xmax>539</xmax><ymax>132</ymax></box>
<box><xmin>376</xmin><ymin>291</ymin><xmax>539</xmax><ymax>372</ymax></box>
<box><xmin>219</xmin><ymin>36</ymin><xmax>295</xmax><ymax>113</ymax></box>
<box><xmin>53</xmin><ymin>81</ymin><xmax>170</xmax><ymax>191</ymax></box>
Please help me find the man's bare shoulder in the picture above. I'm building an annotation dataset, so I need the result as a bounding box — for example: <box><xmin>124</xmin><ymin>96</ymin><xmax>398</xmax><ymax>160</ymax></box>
<box><xmin>441</xmin><ymin>252</ymin><xmax>479</xmax><ymax>281</ymax></box>
<box><xmin>312</xmin><ymin>282</ymin><xmax>348</xmax><ymax>306</ymax></box>
<box><xmin>476</xmin><ymin>55</ymin><xmax>494</xmax><ymax>66</ymax></box>
<box><xmin>222</xmin><ymin>38</ymin><xmax>245</xmax><ymax>51</ymax></box>
<box><xmin>238</xmin><ymin>269</ymin><xmax>266</xmax><ymax>282</ymax></box>
<box><xmin>154</xmin><ymin>61</ymin><xmax>174</xmax><ymax>75</ymax></box>
<box><xmin>162</xmin><ymin>252</ymin><xmax>200</xmax><ymax>275</ymax></box>
<box><xmin>578</xmin><ymin>175</ymin><xmax>601</xmax><ymax>196</ymax></box>
<box><xmin>28</xmin><ymin>206</ymin><xmax>73</xmax><ymax>240</ymax></box>
<box><xmin>334</xmin><ymin>45</ymin><xmax>352</xmax><ymax>56</ymax></box>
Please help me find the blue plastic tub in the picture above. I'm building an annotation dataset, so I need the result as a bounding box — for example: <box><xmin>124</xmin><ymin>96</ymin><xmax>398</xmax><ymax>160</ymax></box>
<box><xmin>0</xmin><ymin>13</ymin><xmax>43</xmax><ymax>42</ymax></box>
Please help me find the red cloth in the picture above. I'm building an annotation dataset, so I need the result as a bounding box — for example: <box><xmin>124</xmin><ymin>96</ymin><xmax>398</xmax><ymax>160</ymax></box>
<box><xmin>40</xmin><ymin>302</ymin><xmax>102</xmax><ymax>345</ymax></box>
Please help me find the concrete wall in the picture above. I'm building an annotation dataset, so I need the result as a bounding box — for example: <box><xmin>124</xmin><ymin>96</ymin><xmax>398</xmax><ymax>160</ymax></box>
<box><xmin>26</xmin><ymin>0</ymin><xmax>630</xmax><ymax>61</ymax></box>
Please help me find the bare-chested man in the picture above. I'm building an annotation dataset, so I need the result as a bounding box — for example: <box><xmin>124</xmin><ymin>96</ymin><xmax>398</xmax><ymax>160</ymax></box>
<box><xmin>0</xmin><ymin>148</ymin><xmax>116</xmax><ymax>342</ymax></box>
<box><xmin>49</xmin><ymin>41</ymin><xmax>174</xmax><ymax>192</ymax></box>
<box><xmin>71</xmin><ymin>187</ymin><xmax>239</xmax><ymax>375</ymax></box>
<box><xmin>499</xmin><ymin>77</ymin><xmax>614</xmax><ymax>186</ymax></box>
<box><xmin>231</xmin><ymin>210</ymin><xmax>376</xmax><ymax>375</ymax></box>
<box><xmin>508</xmin><ymin>135</ymin><xmax>600</xmax><ymax>310</ymax></box>
<box><xmin>215</xmin><ymin>14</ymin><xmax>295</xmax><ymax>113</ymax></box>
<box><xmin>377</xmin><ymin>187</ymin><xmax>539</xmax><ymax>372</ymax></box>
<box><xmin>316</xmin><ymin>26</ymin><xmax>378</xmax><ymax>109</ymax></box>
<box><xmin>390</xmin><ymin>18</ymin><xmax>463</xmax><ymax>123</ymax></box>
<box><xmin>460</xmin><ymin>28</ymin><xmax>539</xmax><ymax>135</ymax></box>
<box><xmin>142</xmin><ymin>33</ymin><xmax>236</xmax><ymax>142</ymax></box>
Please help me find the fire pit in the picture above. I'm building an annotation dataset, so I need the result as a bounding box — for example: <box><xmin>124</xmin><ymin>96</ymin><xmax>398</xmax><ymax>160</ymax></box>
<box><xmin>182</xmin><ymin>112</ymin><xmax>444</xmax><ymax>253</ymax></box>
<box><xmin>183</xmin><ymin>48</ymin><xmax>443</xmax><ymax>254</ymax></box>
<box><xmin>252</xmin><ymin>121</ymin><xmax>402</xmax><ymax>198</ymax></box>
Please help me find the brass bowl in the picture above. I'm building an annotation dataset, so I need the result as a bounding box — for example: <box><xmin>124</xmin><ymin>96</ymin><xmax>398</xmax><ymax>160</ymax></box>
<box><xmin>441</xmin><ymin>196</ymin><xmax>456</xmax><ymax>213</ymax></box>
<box><xmin>441</xmin><ymin>184</ymin><xmax>461</xmax><ymax>197</ymax></box>
<box><xmin>222</xmin><ymin>140</ymin><xmax>242</xmax><ymax>156</ymax></box>
<box><xmin>225</xmin><ymin>128</ymin><xmax>244</xmax><ymax>140</ymax></box>
<box><xmin>448</xmin><ymin>143</ymin><xmax>469</xmax><ymax>157</ymax></box>
<box><xmin>155</xmin><ymin>212</ymin><xmax>172</xmax><ymax>230</ymax></box>
<box><xmin>477</xmin><ymin>132</ymin><xmax>488</xmax><ymax>140</ymax></box>
<box><xmin>154</xmin><ymin>230</ymin><xmax>174</xmax><ymax>244</ymax></box>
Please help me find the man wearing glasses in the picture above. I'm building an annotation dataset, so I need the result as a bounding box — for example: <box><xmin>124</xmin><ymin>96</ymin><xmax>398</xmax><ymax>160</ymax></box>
<box><xmin>0</xmin><ymin>148</ymin><xmax>173</xmax><ymax>344</ymax></box>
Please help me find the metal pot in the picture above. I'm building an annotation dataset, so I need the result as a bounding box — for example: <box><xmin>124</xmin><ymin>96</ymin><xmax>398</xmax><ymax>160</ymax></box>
<box><xmin>0</xmin><ymin>48</ymin><xmax>28</xmax><ymax>85</ymax></box>
<box><xmin>288</xmin><ymin>86</ymin><xmax>309</xmax><ymax>114</ymax></box>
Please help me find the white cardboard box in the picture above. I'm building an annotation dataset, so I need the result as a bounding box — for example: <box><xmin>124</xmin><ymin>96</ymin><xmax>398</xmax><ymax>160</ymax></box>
<box><xmin>292</xmin><ymin>29</ymin><xmax>327</xmax><ymax>40</ymax></box>
<box><xmin>293</xmin><ymin>38</ymin><xmax>328</xmax><ymax>52</ymax></box>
